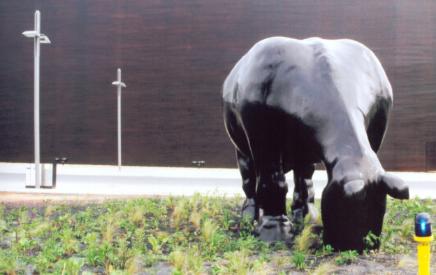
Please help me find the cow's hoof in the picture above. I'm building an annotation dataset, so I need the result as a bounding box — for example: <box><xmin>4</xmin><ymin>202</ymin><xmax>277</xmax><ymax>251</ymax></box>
<box><xmin>291</xmin><ymin>209</ymin><xmax>305</xmax><ymax>234</ymax></box>
<box><xmin>292</xmin><ymin>203</ymin><xmax>319</xmax><ymax>233</ymax></box>
<box><xmin>256</xmin><ymin>215</ymin><xmax>293</xmax><ymax>242</ymax></box>
<box><xmin>241</xmin><ymin>198</ymin><xmax>257</xmax><ymax>222</ymax></box>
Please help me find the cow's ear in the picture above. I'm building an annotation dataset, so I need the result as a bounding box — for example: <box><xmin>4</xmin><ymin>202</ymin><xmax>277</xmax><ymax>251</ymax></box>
<box><xmin>380</xmin><ymin>173</ymin><xmax>409</xmax><ymax>199</ymax></box>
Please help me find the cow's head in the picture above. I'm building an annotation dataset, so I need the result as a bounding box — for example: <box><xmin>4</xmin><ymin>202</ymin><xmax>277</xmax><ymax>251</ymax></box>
<box><xmin>321</xmin><ymin>172</ymin><xmax>409</xmax><ymax>252</ymax></box>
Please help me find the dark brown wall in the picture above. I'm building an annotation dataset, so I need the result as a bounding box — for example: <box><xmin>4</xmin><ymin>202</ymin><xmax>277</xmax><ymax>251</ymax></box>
<box><xmin>0</xmin><ymin>0</ymin><xmax>435</xmax><ymax>171</ymax></box>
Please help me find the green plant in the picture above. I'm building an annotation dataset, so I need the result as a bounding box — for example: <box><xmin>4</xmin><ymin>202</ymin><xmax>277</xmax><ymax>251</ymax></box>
<box><xmin>130</xmin><ymin>206</ymin><xmax>146</xmax><ymax>227</ymax></box>
<box><xmin>60</xmin><ymin>228</ymin><xmax>79</xmax><ymax>255</ymax></box>
<box><xmin>202</xmin><ymin>219</ymin><xmax>218</xmax><ymax>243</ymax></box>
<box><xmin>294</xmin><ymin>224</ymin><xmax>322</xmax><ymax>252</ymax></box>
<box><xmin>108</xmin><ymin>270</ymin><xmax>129</xmax><ymax>275</ymax></box>
<box><xmin>28</xmin><ymin>220</ymin><xmax>51</xmax><ymax>239</ymax></box>
<box><xmin>147</xmin><ymin>235</ymin><xmax>162</xmax><ymax>254</ymax></box>
<box><xmin>221</xmin><ymin>208</ymin><xmax>236</xmax><ymax>230</ymax></box>
<box><xmin>171</xmin><ymin>199</ymin><xmax>190</xmax><ymax>228</ymax></box>
<box><xmin>239</xmin><ymin>214</ymin><xmax>255</xmax><ymax>238</ymax></box>
<box><xmin>232</xmin><ymin>235</ymin><xmax>260</xmax><ymax>252</ymax></box>
<box><xmin>200</xmin><ymin>219</ymin><xmax>229</xmax><ymax>258</ymax></box>
<box><xmin>214</xmin><ymin>249</ymin><xmax>269</xmax><ymax>275</ymax></box>
<box><xmin>0</xmin><ymin>195</ymin><xmax>431</xmax><ymax>274</ymax></box>
<box><xmin>57</xmin><ymin>257</ymin><xmax>84</xmax><ymax>275</ymax></box>
<box><xmin>102</xmin><ymin>217</ymin><xmax>118</xmax><ymax>244</ymax></box>
<box><xmin>335</xmin><ymin>250</ymin><xmax>358</xmax><ymax>265</ymax></box>
<box><xmin>16</xmin><ymin>235</ymin><xmax>37</xmax><ymax>255</ymax></box>
<box><xmin>0</xmin><ymin>250</ymin><xmax>19</xmax><ymax>274</ymax></box>
<box><xmin>364</xmin><ymin>231</ymin><xmax>380</xmax><ymax>250</ymax></box>
<box><xmin>109</xmin><ymin>237</ymin><xmax>133</xmax><ymax>269</ymax></box>
<box><xmin>0</xmin><ymin>204</ymin><xmax>4</xmax><ymax>219</ymax></box>
<box><xmin>132</xmin><ymin>227</ymin><xmax>146</xmax><ymax>253</ymax></box>
<box><xmin>270</xmin><ymin>254</ymin><xmax>288</xmax><ymax>270</ymax></box>
<box><xmin>169</xmin><ymin>248</ymin><xmax>185</xmax><ymax>271</ymax></box>
<box><xmin>34</xmin><ymin>254</ymin><xmax>50</xmax><ymax>273</ymax></box>
<box><xmin>379</xmin><ymin>198</ymin><xmax>425</xmax><ymax>254</ymax></box>
<box><xmin>125</xmin><ymin>254</ymin><xmax>145</xmax><ymax>274</ymax></box>
<box><xmin>83</xmin><ymin>233</ymin><xmax>106</xmax><ymax>266</ymax></box>
<box><xmin>189</xmin><ymin>210</ymin><xmax>202</xmax><ymax>231</ymax></box>
<box><xmin>39</xmin><ymin>238</ymin><xmax>64</xmax><ymax>263</ymax></box>
<box><xmin>291</xmin><ymin>251</ymin><xmax>307</xmax><ymax>270</ymax></box>
<box><xmin>0</xmin><ymin>218</ymin><xmax>7</xmax><ymax>233</ymax></box>
<box><xmin>215</xmin><ymin>250</ymin><xmax>251</xmax><ymax>274</ymax></box>
<box><xmin>321</xmin><ymin>244</ymin><xmax>334</xmax><ymax>256</ymax></box>
<box><xmin>169</xmin><ymin>246</ymin><xmax>203</xmax><ymax>274</ymax></box>
<box><xmin>312</xmin><ymin>261</ymin><xmax>336</xmax><ymax>275</ymax></box>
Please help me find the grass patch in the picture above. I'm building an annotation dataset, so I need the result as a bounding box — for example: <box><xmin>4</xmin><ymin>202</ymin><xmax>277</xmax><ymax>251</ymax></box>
<box><xmin>335</xmin><ymin>250</ymin><xmax>359</xmax><ymax>265</ymax></box>
<box><xmin>0</xmin><ymin>195</ymin><xmax>432</xmax><ymax>273</ymax></box>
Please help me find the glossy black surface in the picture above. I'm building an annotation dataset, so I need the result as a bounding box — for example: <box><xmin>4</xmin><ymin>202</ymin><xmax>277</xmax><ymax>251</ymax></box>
<box><xmin>223</xmin><ymin>37</ymin><xmax>409</xmax><ymax>250</ymax></box>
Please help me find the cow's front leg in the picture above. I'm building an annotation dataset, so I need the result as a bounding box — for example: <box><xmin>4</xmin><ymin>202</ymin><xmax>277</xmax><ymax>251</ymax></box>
<box><xmin>255</xmin><ymin>166</ymin><xmax>292</xmax><ymax>242</ymax></box>
<box><xmin>291</xmin><ymin>163</ymin><xmax>317</xmax><ymax>232</ymax></box>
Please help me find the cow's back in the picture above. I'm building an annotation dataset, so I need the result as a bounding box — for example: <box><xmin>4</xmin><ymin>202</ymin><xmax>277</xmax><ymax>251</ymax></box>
<box><xmin>224</xmin><ymin>37</ymin><xmax>393</xmax><ymax>173</ymax></box>
<box><xmin>223</xmin><ymin>37</ymin><xmax>391</xmax><ymax>122</ymax></box>
<box><xmin>311</xmin><ymin>38</ymin><xmax>392</xmax><ymax>120</ymax></box>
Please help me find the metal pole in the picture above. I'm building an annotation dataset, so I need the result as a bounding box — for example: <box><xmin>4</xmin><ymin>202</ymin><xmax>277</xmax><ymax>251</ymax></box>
<box><xmin>112</xmin><ymin>68</ymin><xmax>126</xmax><ymax>170</ymax></box>
<box><xmin>117</xmin><ymin>69</ymin><xmax>122</xmax><ymax>170</ymax></box>
<box><xmin>23</xmin><ymin>10</ymin><xmax>50</xmax><ymax>188</ymax></box>
<box><xmin>34</xmin><ymin>10</ymin><xmax>41</xmax><ymax>187</ymax></box>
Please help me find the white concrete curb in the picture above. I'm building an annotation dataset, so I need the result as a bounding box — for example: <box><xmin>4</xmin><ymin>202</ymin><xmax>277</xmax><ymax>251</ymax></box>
<box><xmin>0</xmin><ymin>163</ymin><xmax>435</xmax><ymax>199</ymax></box>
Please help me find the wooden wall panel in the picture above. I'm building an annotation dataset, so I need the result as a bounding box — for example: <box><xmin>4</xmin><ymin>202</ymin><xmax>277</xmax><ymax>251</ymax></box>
<box><xmin>0</xmin><ymin>0</ymin><xmax>435</xmax><ymax>171</ymax></box>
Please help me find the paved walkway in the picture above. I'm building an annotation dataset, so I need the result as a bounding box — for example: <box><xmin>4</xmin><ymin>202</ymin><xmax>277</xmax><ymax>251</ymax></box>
<box><xmin>0</xmin><ymin>162</ymin><xmax>435</xmax><ymax>199</ymax></box>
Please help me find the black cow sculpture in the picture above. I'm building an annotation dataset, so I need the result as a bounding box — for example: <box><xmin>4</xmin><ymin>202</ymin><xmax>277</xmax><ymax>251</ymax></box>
<box><xmin>223</xmin><ymin>37</ymin><xmax>409</xmax><ymax>251</ymax></box>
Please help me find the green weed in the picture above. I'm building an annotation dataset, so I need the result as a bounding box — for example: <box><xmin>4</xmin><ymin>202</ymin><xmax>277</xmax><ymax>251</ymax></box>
<box><xmin>335</xmin><ymin>250</ymin><xmax>359</xmax><ymax>265</ymax></box>
<box><xmin>312</xmin><ymin>261</ymin><xmax>336</xmax><ymax>275</ymax></box>
<box><xmin>213</xmin><ymin>249</ymin><xmax>269</xmax><ymax>274</ymax></box>
<box><xmin>0</xmin><ymin>249</ymin><xmax>19</xmax><ymax>274</ymax></box>
<box><xmin>0</xmin><ymin>196</ymin><xmax>432</xmax><ymax>274</ymax></box>
<box><xmin>56</xmin><ymin>257</ymin><xmax>84</xmax><ymax>275</ymax></box>
<box><xmin>169</xmin><ymin>245</ymin><xmax>204</xmax><ymax>274</ymax></box>
<box><xmin>294</xmin><ymin>224</ymin><xmax>322</xmax><ymax>253</ymax></box>
<box><xmin>291</xmin><ymin>251</ymin><xmax>307</xmax><ymax>270</ymax></box>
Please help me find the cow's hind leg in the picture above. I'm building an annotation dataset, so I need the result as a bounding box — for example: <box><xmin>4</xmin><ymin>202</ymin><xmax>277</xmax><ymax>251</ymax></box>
<box><xmin>291</xmin><ymin>163</ymin><xmax>317</xmax><ymax>232</ymax></box>
<box><xmin>236</xmin><ymin>150</ymin><xmax>258</xmax><ymax>221</ymax></box>
<box><xmin>224</xmin><ymin>104</ymin><xmax>258</xmax><ymax>222</ymax></box>
<box><xmin>241</xmin><ymin>107</ymin><xmax>292</xmax><ymax>242</ymax></box>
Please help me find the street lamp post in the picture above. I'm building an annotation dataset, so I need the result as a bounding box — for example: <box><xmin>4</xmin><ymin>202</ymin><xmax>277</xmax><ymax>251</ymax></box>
<box><xmin>23</xmin><ymin>10</ymin><xmax>51</xmax><ymax>188</ymax></box>
<box><xmin>112</xmin><ymin>68</ymin><xmax>126</xmax><ymax>170</ymax></box>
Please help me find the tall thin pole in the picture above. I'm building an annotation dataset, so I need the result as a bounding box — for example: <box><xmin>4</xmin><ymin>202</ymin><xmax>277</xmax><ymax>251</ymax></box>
<box><xmin>117</xmin><ymin>69</ymin><xmax>122</xmax><ymax>169</ymax></box>
<box><xmin>112</xmin><ymin>68</ymin><xmax>126</xmax><ymax>170</ymax></box>
<box><xmin>23</xmin><ymin>10</ymin><xmax>50</xmax><ymax>187</ymax></box>
<box><xmin>34</xmin><ymin>11</ymin><xmax>41</xmax><ymax>187</ymax></box>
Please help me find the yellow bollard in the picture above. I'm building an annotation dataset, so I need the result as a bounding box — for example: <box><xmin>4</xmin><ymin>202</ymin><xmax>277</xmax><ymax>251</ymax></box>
<box><xmin>414</xmin><ymin>213</ymin><xmax>433</xmax><ymax>275</ymax></box>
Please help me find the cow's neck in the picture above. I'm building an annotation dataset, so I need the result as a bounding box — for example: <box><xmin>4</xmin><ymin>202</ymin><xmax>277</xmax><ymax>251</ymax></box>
<box><xmin>321</xmin><ymin>112</ymin><xmax>383</xmax><ymax>183</ymax></box>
